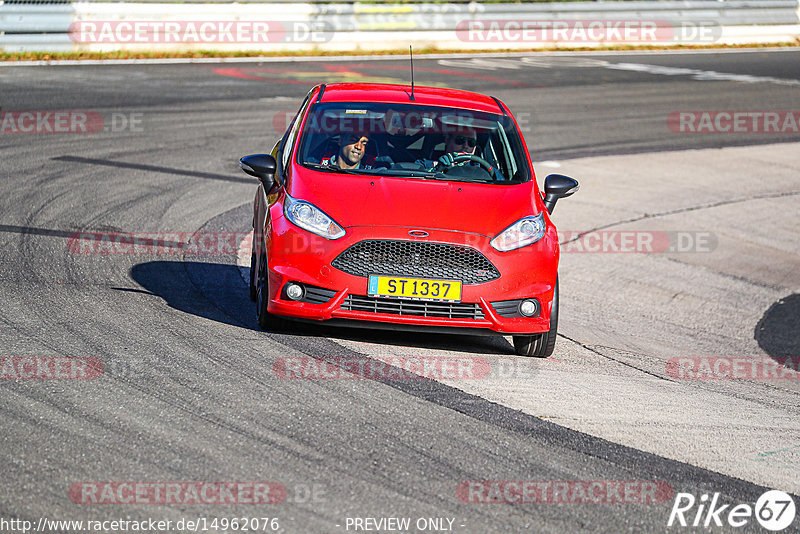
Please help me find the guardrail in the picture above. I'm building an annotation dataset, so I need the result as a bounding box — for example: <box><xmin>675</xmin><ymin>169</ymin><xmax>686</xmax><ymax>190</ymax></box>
<box><xmin>2</xmin><ymin>0</ymin><xmax>799</xmax><ymax>53</ymax></box>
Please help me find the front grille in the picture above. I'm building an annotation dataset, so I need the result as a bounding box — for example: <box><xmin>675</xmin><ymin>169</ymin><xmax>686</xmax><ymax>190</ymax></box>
<box><xmin>342</xmin><ymin>295</ymin><xmax>485</xmax><ymax>320</ymax></box>
<box><xmin>332</xmin><ymin>240</ymin><xmax>499</xmax><ymax>285</ymax></box>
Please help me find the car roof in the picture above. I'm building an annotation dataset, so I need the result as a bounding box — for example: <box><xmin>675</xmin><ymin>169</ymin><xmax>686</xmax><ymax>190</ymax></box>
<box><xmin>316</xmin><ymin>83</ymin><xmax>506</xmax><ymax>115</ymax></box>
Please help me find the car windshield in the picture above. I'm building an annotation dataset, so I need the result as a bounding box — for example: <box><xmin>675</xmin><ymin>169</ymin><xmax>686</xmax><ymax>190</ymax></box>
<box><xmin>296</xmin><ymin>102</ymin><xmax>531</xmax><ymax>184</ymax></box>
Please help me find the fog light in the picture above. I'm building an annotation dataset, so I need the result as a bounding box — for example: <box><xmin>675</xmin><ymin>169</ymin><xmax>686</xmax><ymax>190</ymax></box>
<box><xmin>519</xmin><ymin>299</ymin><xmax>539</xmax><ymax>317</ymax></box>
<box><xmin>285</xmin><ymin>282</ymin><xmax>305</xmax><ymax>301</ymax></box>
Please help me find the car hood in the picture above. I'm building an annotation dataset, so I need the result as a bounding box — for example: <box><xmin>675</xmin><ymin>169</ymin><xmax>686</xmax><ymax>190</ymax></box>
<box><xmin>287</xmin><ymin>170</ymin><xmax>540</xmax><ymax>238</ymax></box>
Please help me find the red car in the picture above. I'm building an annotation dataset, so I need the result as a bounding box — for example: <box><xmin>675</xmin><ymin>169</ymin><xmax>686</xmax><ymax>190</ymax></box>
<box><xmin>240</xmin><ymin>83</ymin><xmax>578</xmax><ymax>356</ymax></box>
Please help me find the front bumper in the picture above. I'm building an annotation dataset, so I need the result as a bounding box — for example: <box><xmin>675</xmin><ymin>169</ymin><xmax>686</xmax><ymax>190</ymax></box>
<box><xmin>264</xmin><ymin>216</ymin><xmax>559</xmax><ymax>336</ymax></box>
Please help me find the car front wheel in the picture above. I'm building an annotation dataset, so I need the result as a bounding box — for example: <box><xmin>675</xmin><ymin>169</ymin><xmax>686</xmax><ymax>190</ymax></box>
<box><xmin>512</xmin><ymin>279</ymin><xmax>558</xmax><ymax>357</ymax></box>
<box><xmin>256</xmin><ymin>253</ymin><xmax>289</xmax><ymax>332</ymax></box>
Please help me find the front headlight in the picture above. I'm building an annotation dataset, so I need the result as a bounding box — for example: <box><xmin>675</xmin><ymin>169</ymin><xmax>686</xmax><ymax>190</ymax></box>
<box><xmin>283</xmin><ymin>194</ymin><xmax>345</xmax><ymax>240</ymax></box>
<box><xmin>490</xmin><ymin>213</ymin><xmax>546</xmax><ymax>252</ymax></box>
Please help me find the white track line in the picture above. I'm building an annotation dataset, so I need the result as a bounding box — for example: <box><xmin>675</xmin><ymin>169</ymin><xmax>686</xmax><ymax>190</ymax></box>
<box><xmin>1</xmin><ymin>47</ymin><xmax>797</xmax><ymax>67</ymax></box>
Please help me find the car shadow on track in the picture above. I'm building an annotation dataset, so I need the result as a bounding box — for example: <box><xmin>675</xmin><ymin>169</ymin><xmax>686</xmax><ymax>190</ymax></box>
<box><xmin>755</xmin><ymin>293</ymin><xmax>800</xmax><ymax>364</ymax></box>
<box><xmin>53</xmin><ymin>155</ymin><xmax>253</xmax><ymax>184</ymax></box>
<box><xmin>130</xmin><ymin>260</ymin><xmax>516</xmax><ymax>355</ymax></box>
<box><xmin>130</xmin><ymin>260</ymin><xmax>258</xmax><ymax>330</ymax></box>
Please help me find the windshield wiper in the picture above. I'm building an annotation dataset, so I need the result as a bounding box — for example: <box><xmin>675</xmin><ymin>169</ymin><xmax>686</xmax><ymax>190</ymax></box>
<box><xmin>304</xmin><ymin>163</ymin><xmax>365</xmax><ymax>175</ymax></box>
<box><xmin>432</xmin><ymin>176</ymin><xmax>491</xmax><ymax>183</ymax></box>
<box><xmin>373</xmin><ymin>168</ymin><xmax>487</xmax><ymax>182</ymax></box>
<box><xmin>370</xmin><ymin>169</ymin><xmax>441</xmax><ymax>179</ymax></box>
<box><xmin>304</xmin><ymin>163</ymin><xmax>486</xmax><ymax>182</ymax></box>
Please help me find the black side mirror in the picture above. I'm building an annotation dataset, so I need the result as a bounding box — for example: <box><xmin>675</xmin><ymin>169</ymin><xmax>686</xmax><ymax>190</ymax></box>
<box><xmin>240</xmin><ymin>154</ymin><xmax>277</xmax><ymax>189</ymax></box>
<box><xmin>543</xmin><ymin>174</ymin><xmax>579</xmax><ymax>214</ymax></box>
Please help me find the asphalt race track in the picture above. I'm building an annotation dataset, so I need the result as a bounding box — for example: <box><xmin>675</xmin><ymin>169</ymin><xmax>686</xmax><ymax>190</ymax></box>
<box><xmin>1</xmin><ymin>49</ymin><xmax>799</xmax><ymax>533</ymax></box>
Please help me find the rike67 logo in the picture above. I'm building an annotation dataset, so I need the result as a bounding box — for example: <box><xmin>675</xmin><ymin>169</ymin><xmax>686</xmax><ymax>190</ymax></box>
<box><xmin>668</xmin><ymin>490</ymin><xmax>796</xmax><ymax>531</ymax></box>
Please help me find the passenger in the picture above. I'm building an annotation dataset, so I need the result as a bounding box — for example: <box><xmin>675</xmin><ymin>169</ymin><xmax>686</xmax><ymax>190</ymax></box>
<box><xmin>322</xmin><ymin>132</ymin><xmax>371</xmax><ymax>170</ymax></box>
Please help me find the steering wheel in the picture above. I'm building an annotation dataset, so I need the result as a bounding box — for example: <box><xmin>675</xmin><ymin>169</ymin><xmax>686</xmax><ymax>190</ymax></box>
<box><xmin>438</xmin><ymin>153</ymin><xmax>497</xmax><ymax>180</ymax></box>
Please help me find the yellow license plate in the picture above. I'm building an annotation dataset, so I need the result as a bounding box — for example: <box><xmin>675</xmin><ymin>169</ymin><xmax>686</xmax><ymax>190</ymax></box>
<box><xmin>368</xmin><ymin>275</ymin><xmax>462</xmax><ymax>302</ymax></box>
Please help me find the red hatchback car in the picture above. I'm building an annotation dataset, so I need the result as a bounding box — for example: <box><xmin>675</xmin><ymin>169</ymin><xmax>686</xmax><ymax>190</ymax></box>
<box><xmin>240</xmin><ymin>83</ymin><xmax>578</xmax><ymax>356</ymax></box>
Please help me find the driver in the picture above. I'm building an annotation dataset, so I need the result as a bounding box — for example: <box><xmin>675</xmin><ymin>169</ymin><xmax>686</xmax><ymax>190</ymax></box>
<box><xmin>441</xmin><ymin>130</ymin><xmax>477</xmax><ymax>160</ymax></box>
<box><xmin>417</xmin><ymin>127</ymin><xmax>479</xmax><ymax>172</ymax></box>
<box><xmin>322</xmin><ymin>132</ymin><xmax>372</xmax><ymax>170</ymax></box>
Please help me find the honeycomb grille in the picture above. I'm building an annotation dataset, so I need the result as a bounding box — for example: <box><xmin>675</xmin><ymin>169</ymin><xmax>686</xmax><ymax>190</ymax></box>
<box><xmin>342</xmin><ymin>295</ymin><xmax>484</xmax><ymax>319</ymax></box>
<box><xmin>332</xmin><ymin>240</ymin><xmax>499</xmax><ymax>284</ymax></box>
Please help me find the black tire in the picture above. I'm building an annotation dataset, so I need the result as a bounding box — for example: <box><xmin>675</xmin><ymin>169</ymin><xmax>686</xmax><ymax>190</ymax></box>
<box><xmin>513</xmin><ymin>279</ymin><xmax>559</xmax><ymax>357</ymax></box>
<box><xmin>249</xmin><ymin>252</ymin><xmax>258</xmax><ymax>302</ymax></box>
<box><xmin>256</xmin><ymin>253</ymin><xmax>289</xmax><ymax>332</ymax></box>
